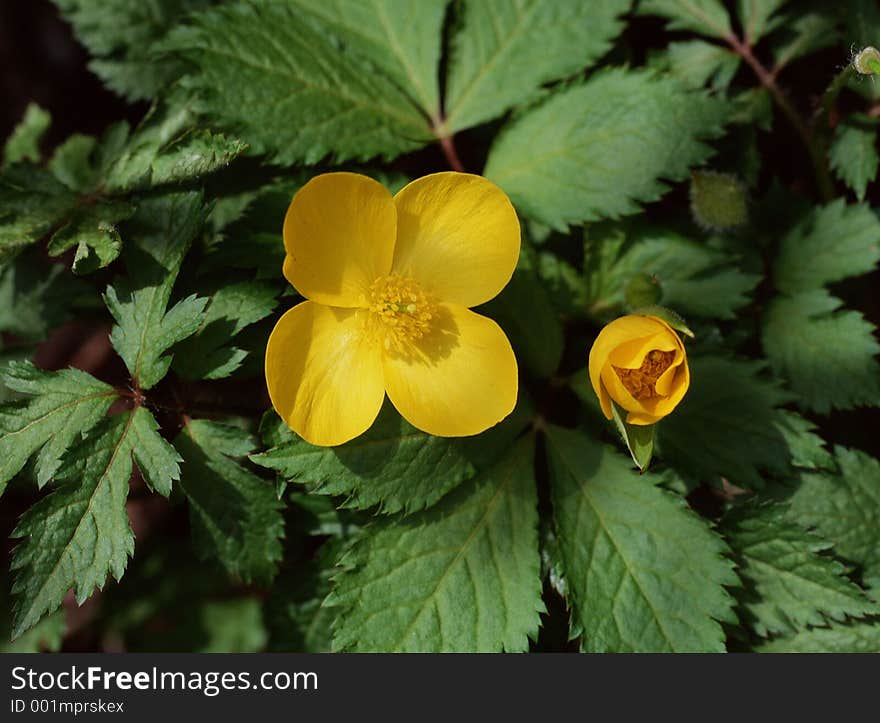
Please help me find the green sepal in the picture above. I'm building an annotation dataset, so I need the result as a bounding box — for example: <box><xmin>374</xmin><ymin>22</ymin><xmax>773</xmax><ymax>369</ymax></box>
<box><xmin>630</xmin><ymin>304</ymin><xmax>695</xmax><ymax>338</ymax></box>
<box><xmin>609</xmin><ymin>399</ymin><xmax>655</xmax><ymax>473</ymax></box>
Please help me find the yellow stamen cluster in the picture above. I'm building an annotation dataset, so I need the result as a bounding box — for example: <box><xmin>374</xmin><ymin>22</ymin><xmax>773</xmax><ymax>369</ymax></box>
<box><xmin>613</xmin><ymin>349</ymin><xmax>675</xmax><ymax>400</ymax></box>
<box><xmin>368</xmin><ymin>274</ymin><xmax>437</xmax><ymax>352</ymax></box>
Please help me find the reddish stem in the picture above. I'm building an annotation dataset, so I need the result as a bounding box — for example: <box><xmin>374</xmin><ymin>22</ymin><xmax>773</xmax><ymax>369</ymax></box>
<box><xmin>438</xmin><ymin>133</ymin><xmax>465</xmax><ymax>173</ymax></box>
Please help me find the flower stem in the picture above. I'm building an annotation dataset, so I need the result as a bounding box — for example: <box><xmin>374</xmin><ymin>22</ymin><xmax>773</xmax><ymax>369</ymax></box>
<box><xmin>725</xmin><ymin>33</ymin><xmax>834</xmax><ymax>202</ymax></box>
<box><xmin>438</xmin><ymin>133</ymin><xmax>465</xmax><ymax>173</ymax></box>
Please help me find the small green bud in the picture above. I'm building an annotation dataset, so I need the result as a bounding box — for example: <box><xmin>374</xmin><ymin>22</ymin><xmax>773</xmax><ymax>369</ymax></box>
<box><xmin>854</xmin><ymin>46</ymin><xmax>880</xmax><ymax>75</ymax></box>
<box><xmin>625</xmin><ymin>272</ymin><xmax>662</xmax><ymax>309</ymax></box>
<box><xmin>690</xmin><ymin>170</ymin><xmax>748</xmax><ymax>231</ymax></box>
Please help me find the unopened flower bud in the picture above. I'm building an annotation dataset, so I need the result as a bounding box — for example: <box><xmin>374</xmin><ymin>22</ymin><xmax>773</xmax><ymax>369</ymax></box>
<box><xmin>690</xmin><ymin>170</ymin><xmax>748</xmax><ymax>231</ymax></box>
<box><xmin>854</xmin><ymin>46</ymin><xmax>880</xmax><ymax>76</ymax></box>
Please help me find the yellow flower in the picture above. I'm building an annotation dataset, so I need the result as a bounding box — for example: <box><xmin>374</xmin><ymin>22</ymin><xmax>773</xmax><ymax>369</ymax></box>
<box><xmin>265</xmin><ymin>171</ymin><xmax>521</xmax><ymax>447</ymax></box>
<box><xmin>588</xmin><ymin>314</ymin><xmax>690</xmax><ymax>425</ymax></box>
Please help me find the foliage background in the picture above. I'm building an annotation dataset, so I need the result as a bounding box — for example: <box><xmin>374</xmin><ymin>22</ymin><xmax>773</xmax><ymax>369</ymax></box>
<box><xmin>1</xmin><ymin>0</ymin><xmax>880</xmax><ymax>653</ymax></box>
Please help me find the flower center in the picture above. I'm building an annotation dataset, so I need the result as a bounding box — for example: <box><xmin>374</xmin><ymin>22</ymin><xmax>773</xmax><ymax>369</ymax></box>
<box><xmin>367</xmin><ymin>274</ymin><xmax>438</xmax><ymax>351</ymax></box>
<box><xmin>613</xmin><ymin>349</ymin><xmax>676</xmax><ymax>400</ymax></box>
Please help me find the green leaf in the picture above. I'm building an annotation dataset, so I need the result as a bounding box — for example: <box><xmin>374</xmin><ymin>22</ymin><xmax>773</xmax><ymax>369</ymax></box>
<box><xmin>829</xmin><ymin>117</ymin><xmax>879</xmax><ymax>202</ymax></box>
<box><xmin>722</xmin><ymin>502</ymin><xmax>878</xmax><ymax>637</ymax></box>
<box><xmin>0</xmin><ymin>165</ymin><xmax>77</xmax><ymax>264</ymax></box>
<box><xmin>609</xmin><ymin>399</ymin><xmax>655</xmax><ymax>472</ymax></box>
<box><xmin>639</xmin><ymin>0</ymin><xmax>732</xmax><ymax>38</ymax></box>
<box><xmin>0</xmin><ymin>252</ymin><xmax>85</xmax><ymax>340</ymax></box>
<box><xmin>762</xmin><ymin>290</ymin><xmax>880</xmax><ymax>413</ymax></box>
<box><xmin>484</xmin><ymin>68</ymin><xmax>728</xmax><ymax>230</ymax></box>
<box><xmin>584</xmin><ymin>222</ymin><xmax>759</xmax><ymax>320</ymax></box>
<box><xmin>175</xmin><ymin>420</ymin><xmax>285</xmax><ymax>585</ymax></box>
<box><xmin>105</xmin><ymin>128</ymin><xmax>248</xmax><ymax>193</ymax></box>
<box><xmin>443</xmin><ymin>0</ymin><xmax>630</xmax><ymax>132</ymax></box>
<box><xmin>546</xmin><ymin>425</ymin><xmax>738</xmax><ymax>652</ymax></box>
<box><xmin>105</xmin><ymin>191</ymin><xmax>208</xmax><ymax>389</ymax></box>
<box><xmin>253</xmin><ymin>401</ymin><xmax>529</xmax><ymax>515</ymax></box>
<box><xmin>736</xmin><ymin>0</ymin><xmax>789</xmax><ymax>44</ymax></box>
<box><xmin>10</xmin><ymin>413</ymin><xmax>139</xmax><ymax>638</ymax></box>
<box><xmin>657</xmin><ymin>357</ymin><xmax>794</xmax><ymax>488</ymax></box>
<box><xmin>166</xmin><ymin>0</ymin><xmax>434</xmax><ymax>165</ymax></box>
<box><xmin>788</xmin><ymin>446</ymin><xmax>880</xmax><ymax>583</ymax></box>
<box><xmin>46</xmin><ymin>201</ymin><xmax>135</xmax><ymax>274</ymax></box>
<box><xmin>173</xmin><ymin>281</ymin><xmax>278</xmax><ymax>380</ymax></box>
<box><xmin>774</xmin><ymin>200</ymin><xmax>880</xmax><ymax>293</ymax></box>
<box><xmin>0</xmin><ymin>362</ymin><xmax>117</xmax><ymax>494</ymax></box>
<box><xmin>769</xmin><ymin>8</ymin><xmax>838</xmax><ymax>71</ymax></box>
<box><xmin>480</xmin><ymin>264</ymin><xmax>564</xmax><ymax>379</ymax></box>
<box><xmin>329</xmin><ymin>437</ymin><xmax>543</xmax><ymax>652</ymax></box>
<box><xmin>53</xmin><ymin>0</ymin><xmax>216</xmax><ymax>101</ymax></box>
<box><xmin>129</xmin><ymin>406</ymin><xmax>181</xmax><ymax>497</ymax></box>
<box><xmin>775</xmin><ymin>410</ymin><xmax>833</xmax><ymax>470</ymax></box>
<box><xmin>3</xmin><ymin>103</ymin><xmax>50</xmax><ymax>166</ymax></box>
<box><xmin>264</xmin><ymin>540</ymin><xmax>340</xmax><ymax>653</ymax></box>
<box><xmin>287</xmin><ymin>0</ymin><xmax>447</xmax><ymax>118</ymax></box>
<box><xmin>755</xmin><ymin>621</ymin><xmax>880</xmax><ymax>652</ymax></box>
<box><xmin>656</xmin><ymin>40</ymin><xmax>740</xmax><ymax>90</ymax></box>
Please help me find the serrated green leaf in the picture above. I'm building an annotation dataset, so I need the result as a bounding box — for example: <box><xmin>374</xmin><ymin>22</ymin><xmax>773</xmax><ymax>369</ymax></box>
<box><xmin>3</xmin><ymin>103</ymin><xmax>50</xmax><ymax>166</ymax></box>
<box><xmin>774</xmin><ymin>200</ymin><xmax>880</xmax><ymax>293</ymax></box>
<box><xmin>639</xmin><ymin>0</ymin><xmax>732</xmax><ymax>38</ymax></box>
<box><xmin>656</xmin><ymin>40</ymin><xmax>740</xmax><ymax>90</ymax></box>
<box><xmin>789</xmin><ymin>446</ymin><xmax>880</xmax><ymax>583</ymax></box>
<box><xmin>657</xmin><ymin>357</ymin><xmax>793</xmax><ymax>488</ymax></box>
<box><xmin>585</xmin><ymin>222</ymin><xmax>759</xmax><ymax>320</ymax></box>
<box><xmin>105</xmin><ymin>191</ymin><xmax>207</xmax><ymax>389</ymax></box>
<box><xmin>0</xmin><ymin>362</ymin><xmax>117</xmax><ymax>494</ymax></box>
<box><xmin>288</xmin><ymin>0</ymin><xmax>447</xmax><ymax>118</ymax></box>
<box><xmin>762</xmin><ymin>290</ymin><xmax>880</xmax><ymax>413</ymax></box>
<box><xmin>129</xmin><ymin>406</ymin><xmax>181</xmax><ymax>497</ymax></box>
<box><xmin>775</xmin><ymin>410</ymin><xmax>833</xmax><ymax>470</ymax></box>
<box><xmin>755</xmin><ymin>620</ymin><xmax>880</xmax><ymax>652</ymax></box>
<box><xmin>173</xmin><ymin>281</ymin><xmax>278</xmax><ymax>380</ymax></box>
<box><xmin>484</xmin><ymin>69</ymin><xmax>727</xmax><ymax>230</ymax></box>
<box><xmin>264</xmin><ymin>540</ymin><xmax>340</xmax><ymax>653</ymax></box>
<box><xmin>175</xmin><ymin>420</ymin><xmax>284</xmax><ymax>585</ymax></box>
<box><xmin>253</xmin><ymin>400</ymin><xmax>529</xmax><ymax>516</ymax></box>
<box><xmin>105</xmin><ymin>128</ymin><xmax>248</xmax><ymax>193</ymax></box>
<box><xmin>10</xmin><ymin>413</ymin><xmax>139</xmax><ymax>638</ymax></box>
<box><xmin>165</xmin><ymin>0</ymin><xmax>434</xmax><ymax>165</ymax></box>
<box><xmin>443</xmin><ymin>0</ymin><xmax>629</xmax><ymax>133</ymax></box>
<box><xmin>53</xmin><ymin>0</ymin><xmax>217</xmax><ymax>101</ymax></box>
<box><xmin>0</xmin><ymin>252</ymin><xmax>85</xmax><ymax>340</ymax></box>
<box><xmin>480</xmin><ymin>265</ymin><xmax>564</xmax><ymax>379</ymax></box>
<box><xmin>46</xmin><ymin>201</ymin><xmax>135</xmax><ymax>274</ymax></box>
<box><xmin>829</xmin><ymin>117</ymin><xmax>879</xmax><ymax>202</ymax></box>
<box><xmin>736</xmin><ymin>0</ymin><xmax>789</xmax><ymax>43</ymax></box>
<box><xmin>770</xmin><ymin>8</ymin><xmax>838</xmax><ymax>71</ymax></box>
<box><xmin>723</xmin><ymin>502</ymin><xmax>878</xmax><ymax>637</ymax></box>
<box><xmin>546</xmin><ymin>425</ymin><xmax>738</xmax><ymax>652</ymax></box>
<box><xmin>329</xmin><ymin>436</ymin><xmax>543</xmax><ymax>652</ymax></box>
<box><xmin>0</xmin><ymin>165</ymin><xmax>77</xmax><ymax>264</ymax></box>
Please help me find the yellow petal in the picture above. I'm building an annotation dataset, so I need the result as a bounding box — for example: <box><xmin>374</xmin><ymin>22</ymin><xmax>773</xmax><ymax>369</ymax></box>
<box><xmin>265</xmin><ymin>301</ymin><xmax>385</xmax><ymax>446</ymax></box>
<box><xmin>392</xmin><ymin>172</ymin><xmax>520</xmax><ymax>307</ymax></box>
<box><xmin>283</xmin><ymin>172</ymin><xmax>396</xmax><ymax>307</ymax></box>
<box><xmin>382</xmin><ymin>304</ymin><xmax>518</xmax><ymax>436</ymax></box>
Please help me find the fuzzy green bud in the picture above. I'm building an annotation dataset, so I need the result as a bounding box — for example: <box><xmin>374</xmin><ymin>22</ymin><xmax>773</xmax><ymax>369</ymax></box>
<box><xmin>854</xmin><ymin>46</ymin><xmax>880</xmax><ymax>76</ymax></box>
<box><xmin>690</xmin><ymin>170</ymin><xmax>748</xmax><ymax>231</ymax></box>
<box><xmin>625</xmin><ymin>272</ymin><xmax>662</xmax><ymax>309</ymax></box>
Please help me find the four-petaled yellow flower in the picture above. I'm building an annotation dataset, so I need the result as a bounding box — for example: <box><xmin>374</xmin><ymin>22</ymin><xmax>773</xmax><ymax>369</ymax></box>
<box><xmin>265</xmin><ymin>171</ymin><xmax>520</xmax><ymax>447</ymax></box>
<box><xmin>588</xmin><ymin>314</ymin><xmax>690</xmax><ymax>425</ymax></box>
